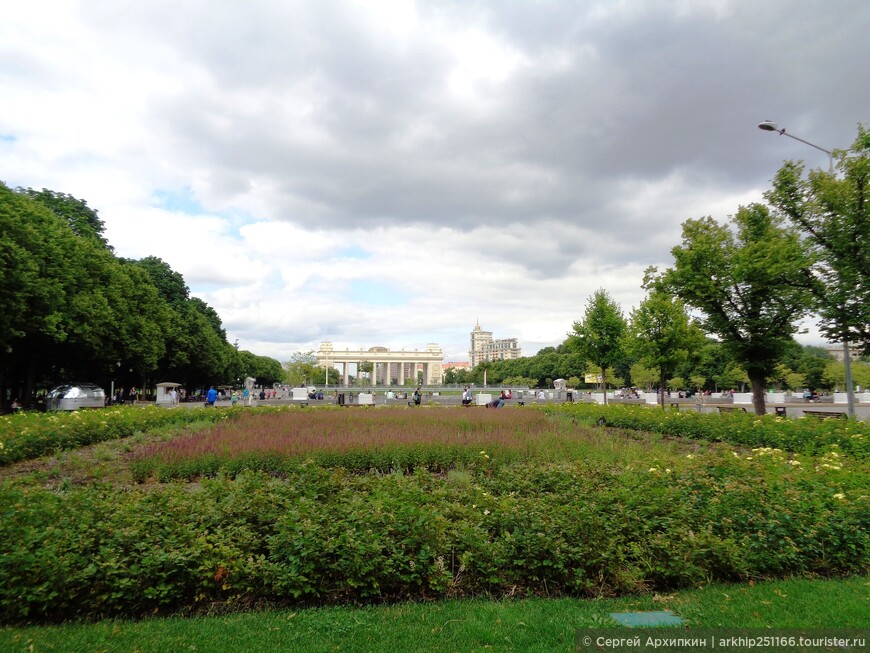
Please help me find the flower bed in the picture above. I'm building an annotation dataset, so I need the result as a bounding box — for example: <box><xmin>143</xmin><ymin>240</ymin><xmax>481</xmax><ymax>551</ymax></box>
<box><xmin>130</xmin><ymin>408</ymin><xmax>579</xmax><ymax>481</ymax></box>
<box><xmin>1</xmin><ymin>406</ymin><xmax>866</xmax><ymax>623</ymax></box>
<box><xmin>0</xmin><ymin>406</ymin><xmax>235</xmax><ymax>466</ymax></box>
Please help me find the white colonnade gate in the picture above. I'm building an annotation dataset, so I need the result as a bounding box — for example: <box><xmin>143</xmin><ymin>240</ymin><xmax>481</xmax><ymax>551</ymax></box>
<box><xmin>315</xmin><ymin>342</ymin><xmax>444</xmax><ymax>386</ymax></box>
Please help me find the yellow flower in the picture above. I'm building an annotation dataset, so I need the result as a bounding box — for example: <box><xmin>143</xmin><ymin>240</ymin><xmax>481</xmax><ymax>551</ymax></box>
<box><xmin>833</xmin><ymin>493</ymin><xmax>846</xmax><ymax>500</ymax></box>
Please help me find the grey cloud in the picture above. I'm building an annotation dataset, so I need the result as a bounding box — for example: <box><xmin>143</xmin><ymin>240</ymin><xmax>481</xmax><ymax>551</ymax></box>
<box><xmin>44</xmin><ymin>1</ymin><xmax>870</xmax><ymax>277</ymax></box>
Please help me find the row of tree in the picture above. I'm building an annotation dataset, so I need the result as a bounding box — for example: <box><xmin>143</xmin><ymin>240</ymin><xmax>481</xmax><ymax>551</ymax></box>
<box><xmin>0</xmin><ymin>184</ymin><xmax>283</xmax><ymax>410</ymax></box>
<box><xmin>446</xmin><ymin>326</ymin><xmax>849</xmax><ymax>396</ymax></box>
<box><xmin>448</xmin><ymin>126</ymin><xmax>870</xmax><ymax>415</ymax></box>
<box><xmin>4</xmin><ymin>126</ymin><xmax>867</xmax><ymax>414</ymax></box>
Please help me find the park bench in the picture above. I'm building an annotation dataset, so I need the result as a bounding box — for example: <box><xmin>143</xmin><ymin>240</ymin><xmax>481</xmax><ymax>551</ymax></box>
<box><xmin>802</xmin><ymin>410</ymin><xmax>847</xmax><ymax>421</ymax></box>
<box><xmin>717</xmin><ymin>406</ymin><xmax>747</xmax><ymax>414</ymax></box>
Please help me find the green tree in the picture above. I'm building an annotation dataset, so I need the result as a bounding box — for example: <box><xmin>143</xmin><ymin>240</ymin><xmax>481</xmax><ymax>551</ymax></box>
<box><xmin>629</xmin><ymin>363</ymin><xmax>658</xmax><ymax>392</ymax></box>
<box><xmin>627</xmin><ymin>286</ymin><xmax>704</xmax><ymax>408</ymax></box>
<box><xmin>659</xmin><ymin>204</ymin><xmax>815</xmax><ymax>415</ymax></box>
<box><xmin>1</xmin><ymin>185</ymin><xmax>79</xmax><ymax>406</ymax></box>
<box><xmin>715</xmin><ymin>362</ymin><xmax>750</xmax><ymax>393</ymax></box>
<box><xmin>358</xmin><ymin>361</ymin><xmax>374</xmax><ymax>386</ymax></box>
<box><xmin>284</xmin><ymin>352</ymin><xmax>318</xmax><ymax>387</ymax></box>
<box><xmin>667</xmin><ymin>377</ymin><xmax>685</xmax><ymax>392</ymax></box>
<box><xmin>232</xmin><ymin>350</ymin><xmax>284</xmax><ymax>388</ymax></box>
<box><xmin>767</xmin><ymin>125</ymin><xmax>870</xmax><ymax>352</ymax></box>
<box><xmin>16</xmin><ymin>187</ymin><xmax>111</xmax><ymax>250</ymax></box>
<box><xmin>569</xmin><ymin>289</ymin><xmax>626</xmax><ymax>404</ymax></box>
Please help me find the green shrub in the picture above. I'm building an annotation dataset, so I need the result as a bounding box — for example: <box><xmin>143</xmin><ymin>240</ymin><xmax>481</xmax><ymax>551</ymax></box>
<box><xmin>544</xmin><ymin>403</ymin><xmax>869</xmax><ymax>459</ymax></box>
<box><xmin>0</xmin><ymin>406</ymin><xmax>237</xmax><ymax>466</ymax></box>
<box><xmin>2</xmin><ymin>449</ymin><xmax>866</xmax><ymax>623</ymax></box>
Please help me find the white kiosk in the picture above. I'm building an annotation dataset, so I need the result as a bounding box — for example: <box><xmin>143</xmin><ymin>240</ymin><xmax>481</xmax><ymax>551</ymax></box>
<box><xmin>155</xmin><ymin>382</ymin><xmax>181</xmax><ymax>407</ymax></box>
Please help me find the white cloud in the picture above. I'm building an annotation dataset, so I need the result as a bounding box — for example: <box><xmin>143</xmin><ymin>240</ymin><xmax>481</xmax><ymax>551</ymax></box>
<box><xmin>2</xmin><ymin>0</ymin><xmax>867</xmax><ymax>363</ymax></box>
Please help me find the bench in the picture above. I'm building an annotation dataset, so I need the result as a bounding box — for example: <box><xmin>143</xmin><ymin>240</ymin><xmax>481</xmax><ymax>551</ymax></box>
<box><xmin>802</xmin><ymin>410</ymin><xmax>847</xmax><ymax>421</ymax></box>
<box><xmin>717</xmin><ymin>406</ymin><xmax>747</xmax><ymax>414</ymax></box>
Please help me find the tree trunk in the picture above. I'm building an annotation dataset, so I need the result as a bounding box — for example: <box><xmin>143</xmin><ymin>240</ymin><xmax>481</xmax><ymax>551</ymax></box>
<box><xmin>601</xmin><ymin>366</ymin><xmax>607</xmax><ymax>405</ymax></box>
<box><xmin>749</xmin><ymin>371</ymin><xmax>767</xmax><ymax>416</ymax></box>
<box><xmin>659</xmin><ymin>373</ymin><xmax>667</xmax><ymax>409</ymax></box>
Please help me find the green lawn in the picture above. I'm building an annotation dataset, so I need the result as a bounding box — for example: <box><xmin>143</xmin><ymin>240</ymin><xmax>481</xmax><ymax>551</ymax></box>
<box><xmin>2</xmin><ymin>575</ymin><xmax>867</xmax><ymax>653</ymax></box>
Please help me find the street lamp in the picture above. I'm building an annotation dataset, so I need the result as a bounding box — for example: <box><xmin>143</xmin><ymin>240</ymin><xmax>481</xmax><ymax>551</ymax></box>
<box><xmin>758</xmin><ymin>120</ymin><xmax>854</xmax><ymax>417</ymax></box>
<box><xmin>758</xmin><ymin>121</ymin><xmax>833</xmax><ymax>172</ymax></box>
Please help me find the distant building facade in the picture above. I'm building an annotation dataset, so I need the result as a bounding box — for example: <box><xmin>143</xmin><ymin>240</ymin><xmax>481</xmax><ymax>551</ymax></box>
<box><xmin>469</xmin><ymin>321</ymin><xmax>522</xmax><ymax>367</ymax></box>
<box><xmin>316</xmin><ymin>341</ymin><xmax>444</xmax><ymax>385</ymax></box>
<box><xmin>826</xmin><ymin>344</ymin><xmax>861</xmax><ymax>363</ymax></box>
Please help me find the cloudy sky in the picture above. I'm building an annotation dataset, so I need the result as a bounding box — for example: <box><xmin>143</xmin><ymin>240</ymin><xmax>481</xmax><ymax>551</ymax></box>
<box><xmin>2</xmin><ymin>1</ymin><xmax>868</xmax><ymax>363</ymax></box>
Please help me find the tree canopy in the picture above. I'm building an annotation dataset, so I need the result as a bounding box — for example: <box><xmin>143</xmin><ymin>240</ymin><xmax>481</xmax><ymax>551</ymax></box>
<box><xmin>568</xmin><ymin>289</ymin><xmax>627</xmax><ymax>404</ymax></box>
<box><xmin>657</xmin><ymin>203</ymin><xmax>815</xmax><ymax>414</ymax></box>
<box><xmin>0</xmin><ymin>183</ymin><xmax>280</xmax><ymax>409</ymax></box>
<box><xmin>627</xmin><ymin>285</ymin><xmax>704</xmax><ymax>407</ymax></box>
<box><xmin>766</xmin><ymin>124</ymin><xmax>870</xmax><ymax>351</ymax></box>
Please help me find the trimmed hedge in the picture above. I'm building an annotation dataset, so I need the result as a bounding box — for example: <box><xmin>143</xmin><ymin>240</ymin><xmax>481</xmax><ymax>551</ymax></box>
<box><xmin>2</xmin><ymin>453</ymin><xmax>866</xmax><ymax>623</ymax></box>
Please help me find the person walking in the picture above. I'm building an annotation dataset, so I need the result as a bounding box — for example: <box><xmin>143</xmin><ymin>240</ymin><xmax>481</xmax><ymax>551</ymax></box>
<box><xmin>206</xmin><ymin>386</ymin><xmax>218</xmax><ymax>407</ymax></box>
<box><xmin>413</xmin><ymin>386</ymin><xmax>422</xmax><ymax>406</ymax></box>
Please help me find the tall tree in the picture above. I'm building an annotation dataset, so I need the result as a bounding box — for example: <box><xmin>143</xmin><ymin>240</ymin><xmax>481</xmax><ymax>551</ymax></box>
<box><xmin>766</xmin><ymin>125</ymin><xmax>870</xmax><ymax>351</ymax></box>
<box><xmin>17</xmin><ymin>188</ymin><xmax>111</xmax><ymax>250</ymax></box>
<box><xmin>569</xmin><ymin>289</ymin><xmax>627</xmax><ymax>404</ymax></box>
<box><xmin>627</xmin><ymin>286</ymin><xmax>704</xmax><ymax>408</ymax></box>
<box><xmin>659</xmin><ymin>204</ymin><xmax>815</xmax><ymax>415</ymax></box>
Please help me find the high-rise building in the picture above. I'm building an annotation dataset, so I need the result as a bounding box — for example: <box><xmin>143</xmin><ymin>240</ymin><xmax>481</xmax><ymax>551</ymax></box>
<box><xmin>469</xmin><ymin>321</ymin><xmax>521</xmax><ymax>367</ymax></box>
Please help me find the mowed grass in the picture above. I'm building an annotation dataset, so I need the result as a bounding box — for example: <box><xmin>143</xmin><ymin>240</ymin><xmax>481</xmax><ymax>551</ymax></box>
<box><xmin>2</xmin><ymin>575</ymin><xmax>867</xmax><ymax>653</ymax></box>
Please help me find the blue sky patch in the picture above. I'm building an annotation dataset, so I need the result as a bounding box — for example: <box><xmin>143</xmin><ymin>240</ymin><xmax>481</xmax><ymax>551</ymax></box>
<box><xmin>348</xmin><ymin>280</ymin><xmax>406</xmax><ymax>306</ymax></box>
<box><xmin>152</xmin><ymin>188</ymin><xmax>206</xmax><ymax>214</ymax></box>
<box><xmin>338</xmin><ymin>246</ymin><xmax>371</xmax><ymax>260</ymax></box>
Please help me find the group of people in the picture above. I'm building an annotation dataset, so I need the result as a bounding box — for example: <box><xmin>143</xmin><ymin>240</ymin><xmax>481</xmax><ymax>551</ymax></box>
<box><xmin>112</xmin><ymin>387</ymin><xmax>138</xmax><ymax>405</ymax></box>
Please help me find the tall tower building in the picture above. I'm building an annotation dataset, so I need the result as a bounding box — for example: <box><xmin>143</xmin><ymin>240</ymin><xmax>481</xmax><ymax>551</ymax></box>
<box><xmin>469</xmin><ymin>320</ymin><xmax>493</xmax><ymax>367</ymax></box>
<box><xmin>469</xmin><ymin>320</ymin><xmax>521</xmax><ymax>367</ymax></box>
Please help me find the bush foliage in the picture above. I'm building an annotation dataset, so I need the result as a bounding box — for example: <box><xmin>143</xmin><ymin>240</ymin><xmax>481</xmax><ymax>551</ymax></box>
<box><xmin>0</xmin><ymin>406</ymin><xmax>235</xmax><ymax>466</ymax></box>
<box><xmin>544</xmin><ymin>403</ymin><xmax>869</xmax><ymax>459</ymax></box>
<box><xmin>0</xmin><ymin>406</ymin><xmax>867</xmax><ymax>623</ymax></box>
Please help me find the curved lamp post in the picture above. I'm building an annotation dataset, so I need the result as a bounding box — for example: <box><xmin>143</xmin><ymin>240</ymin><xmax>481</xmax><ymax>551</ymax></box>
<box><xmin>758</xmin><ymin>121</ymin><xmax>834</xmax><ymax>172</ymax></box>
<box><xmin>758</xmin><ymin>121</ymin><xmax>854</xmax><ymax>417</ymax></box>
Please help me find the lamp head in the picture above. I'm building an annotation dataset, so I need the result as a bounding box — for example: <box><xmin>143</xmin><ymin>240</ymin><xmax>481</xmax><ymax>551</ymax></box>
<box><xmin>758</xmin><ymin>120</ymin><xmax>780</xmax><ymax>132</ymax></box>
